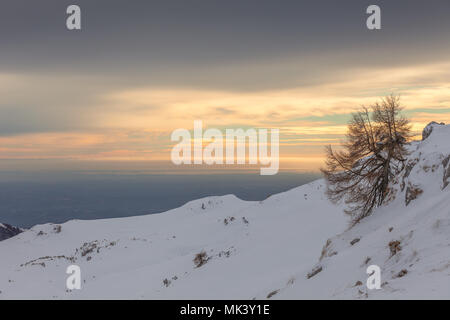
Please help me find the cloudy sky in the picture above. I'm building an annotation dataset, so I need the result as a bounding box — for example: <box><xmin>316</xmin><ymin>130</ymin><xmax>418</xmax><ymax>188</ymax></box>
<box><xmin>1</xmin><ymin>0</ymin><xmax>450</xmax><ymax>171</ymax></box>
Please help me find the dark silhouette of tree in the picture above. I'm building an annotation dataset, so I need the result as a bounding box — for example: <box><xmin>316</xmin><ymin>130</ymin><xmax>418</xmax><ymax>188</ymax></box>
<box><xmin>322</xmin><ymin>95</ymin><xmax>411</xmax><ymax>225</ymax></box>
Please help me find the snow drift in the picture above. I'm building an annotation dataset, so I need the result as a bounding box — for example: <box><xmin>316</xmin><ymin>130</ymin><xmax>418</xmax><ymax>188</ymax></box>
<box><xmin>0</xmin><ymin>122</ymin><xmax>449</xmax><ymax>299</ymax></box>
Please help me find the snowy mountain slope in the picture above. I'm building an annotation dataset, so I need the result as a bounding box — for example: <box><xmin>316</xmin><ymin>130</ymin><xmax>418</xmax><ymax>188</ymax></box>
<box><xmin>0</xmin><ymin>122</ymin><xmax>448</xmax><ymax>300</ymax></box>
<box><xmin>0</xmin><ymin>182</ymin><xmax>346</xmax><ymax>299</ymax></box>
<box><xmin>271</xmin><ymin>122</ymin><xmax>450</xmax><ymax>299</ymax></box>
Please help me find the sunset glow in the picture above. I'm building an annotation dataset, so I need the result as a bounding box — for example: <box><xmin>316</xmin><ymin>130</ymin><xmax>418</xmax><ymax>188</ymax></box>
<box><xmin>1</xmin><ymin>1</ymin><xmax>449</xmax><ymax>172</ymax></box>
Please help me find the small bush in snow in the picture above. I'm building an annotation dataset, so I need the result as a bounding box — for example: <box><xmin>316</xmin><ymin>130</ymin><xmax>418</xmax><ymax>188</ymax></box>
<box><xmin>395</xmin><ymin>269</ymin><xmax>408</xmax><ymax>278</ymax></box>
<box><xmin>193</xmin><ymin>251</ymin><xmax>209</xmax><ymax>268</ymax></box>
<box><xmin>405</xmin><ymin>183</ymin><xmax>423</xmax><ymax>206</ymax></box>
<box><xmin>389</xmin><ymin>240</ymin><xmax>402</xmax><ymax>257</ymax></box>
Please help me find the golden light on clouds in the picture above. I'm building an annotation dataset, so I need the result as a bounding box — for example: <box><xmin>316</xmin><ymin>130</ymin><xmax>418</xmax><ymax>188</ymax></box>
<box><xmin>1</xmin><ymin>61</ymin><xmax>450</xmax><ymax>171</ymax></box>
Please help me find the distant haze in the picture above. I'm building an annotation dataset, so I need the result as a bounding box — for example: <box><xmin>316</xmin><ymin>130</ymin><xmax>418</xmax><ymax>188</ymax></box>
<box><xmin>0</xmin><ymin>171</ymin><xmax>320</xmax><ymax>228</ymax></box>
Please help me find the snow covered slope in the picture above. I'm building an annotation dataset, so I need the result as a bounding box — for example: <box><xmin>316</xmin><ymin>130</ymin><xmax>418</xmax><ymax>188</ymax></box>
<box><xmin>273</xmin><ymin>122</ymin><xmax>450</xmax><ymax>299</ymax></box>
<box><xmin>0</xmin><ymin>183</ymin><xmax>346</xmax><ymax>299</ymax></box>
<box><xmin>0</xmin><ymin>122</ymin><xmax>449</xmax><ymax>299</ymax></box>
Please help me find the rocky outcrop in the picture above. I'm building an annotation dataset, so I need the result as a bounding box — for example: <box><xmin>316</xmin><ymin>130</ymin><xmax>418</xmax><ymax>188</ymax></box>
<box><xmin>443</xmin><ymin>155</ymin><xmax>450</xmax><ymax>190</ymax></box>
<box><xmin>0</xmin><ymin>223</ymin><xmax>23</xmax><ymax>241</ymax></box>
<box><xmin>422</xmin><ymin>121</ymin><xmax>445</xmax><ymax>140</ymax></box>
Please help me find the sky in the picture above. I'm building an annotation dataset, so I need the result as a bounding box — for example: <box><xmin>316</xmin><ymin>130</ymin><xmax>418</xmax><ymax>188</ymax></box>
<box><xmin>1</xmin><ymin>0</ymin><xmax>450</xmax><ymax>172</ymax></box>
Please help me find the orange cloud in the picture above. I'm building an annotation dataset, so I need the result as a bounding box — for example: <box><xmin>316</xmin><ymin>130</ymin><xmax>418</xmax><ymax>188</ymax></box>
<box><xmin>1</xmin><ymin>61</ymin><xmax>450</xmax><ymax>171</ymax></box>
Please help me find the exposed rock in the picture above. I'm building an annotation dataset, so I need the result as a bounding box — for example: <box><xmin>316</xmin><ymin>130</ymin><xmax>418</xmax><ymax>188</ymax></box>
<box><xmin>53</xmin><ymin>225</ymin><xmax>62</xmax><ymax>233</ymax></box>
<box><xmin>422</xmin><ymin>121</ymin><xmax>445</xmax><ymax>140</ymax></box>
<box><xmin>395</xmin><ymin>269</ymin><xmax>408</xmax><ymax>278</ymax></box>
<box><xmin>307</xmin><ymin>265</ymin><xmax>323</xmax><ymax>279</ymax></box>
<box><xmin>443</xmin><ymin>155</ymin><xmax>450</xmax><ymax>168</ymax></box>
<box><xmin>193</xmin><ymin>250</ymin><xmax>209</xmax><ymax>268</ymax></box>
<box><xmin>0</xmin><ymin>223</ymin><xmax>23</xmax><ymax>241</ymax></box>
<box><xmin>350</xmin><ymin>238</ymin><xmax>360</xmax><ymax>246</ymax></box>
<box><xmin>266</xmin><ymin>289</ymin><xmax>279</xmax><ymax>298</ymax></box>
<box><xmin>389</xmin><ymin>240</ymin><xmax>402</xmax><ymax>257</ymax></box>
<box><xmin>401</xmin><ymin>158</ymin><xmax>419</xmax><ymax>191</ymax></box>
<box><xmin>163</xmin><ymin>278</ymin><xmax>171</xmax><ymax>287</ymax></box>
<box><xmin>20</xmin><ymin>255</ymin><xmax>75</xmax><ymax>267</ymax></box>
<box><xmin>443</xmin><ymin>155</ymin><xmax>450</xmax><ymax>190</ymax></box>
<box><xmin>319</xmin><ymin>239</ymin><xmax>334</xmax><ymax>261</ymax></box>
<box><xmin>405</xmin><ymin>183</ymin><xmax>423</xmax><ymax>206</ymax></box>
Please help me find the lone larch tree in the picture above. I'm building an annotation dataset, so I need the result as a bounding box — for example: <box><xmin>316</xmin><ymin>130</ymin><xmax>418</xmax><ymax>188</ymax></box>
<box><xmin>322</xmin><ymin>95</ymin><xmax>411</xmax><ymax>225</ymax></box>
